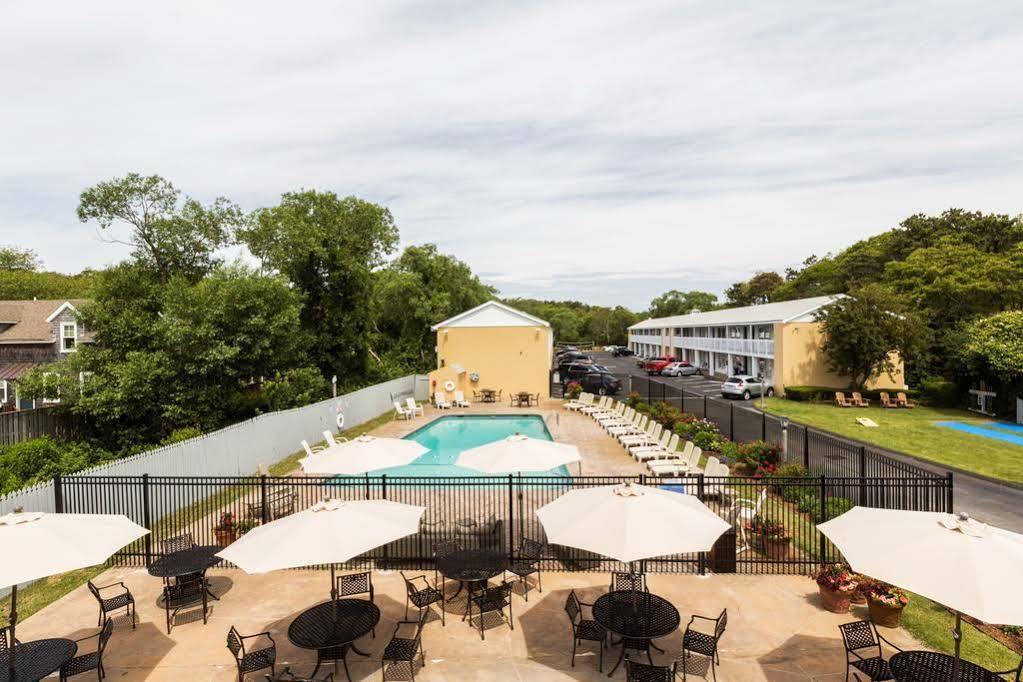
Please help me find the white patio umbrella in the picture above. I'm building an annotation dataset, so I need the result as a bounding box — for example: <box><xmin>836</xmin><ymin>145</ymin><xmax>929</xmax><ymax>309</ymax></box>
<box><xmin>0</xmin><ymin>510</ymin><xmax>149</xmax><ymax>673</ymax></box>
<box><xmin>455</xmin><ymin>435</ymin><xmax>581</xmax><ymax>474</ymax></box>
<box><xmin>536</xmin><ymin>482</ymin><xmax>731</xmax><ymax>564</ymax></box>
<box><xmin>818</xmin><ymin>507</ymin><xmax>1023</xmax><ymax>673</ymax></box>
<box><xmin>216</xmin><ymin>498</ymin><xmax>425</xmax><ymax>597</ymax></box>
<box><xmin>299</xmin><ymin>435</ymin><xmax>428</xmax><ymax>476</ymax></box>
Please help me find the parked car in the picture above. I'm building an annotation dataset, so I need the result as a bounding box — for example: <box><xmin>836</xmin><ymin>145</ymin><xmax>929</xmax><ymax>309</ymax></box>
<box><xmin>611</xmin><ymin>346</ymin><xmax>634</xmax><ymax>357</ymax></box>
<box><xmin>557</xmin><ymin>351</ymin><xmax>592</xmax><ymax>365</ymax></box>
<box><xmin>721</xmin><ymin>375</ymin><xmax>774</xmax><ymax>400</ymax></box>
<box><xmin>578</xmin><ymin>368</ymin><xmax>621</xmax><ymax>396</ymax></box>
<box><xmin>635</xmin><ymin>356</ymin><xmax>649</xmax><ymax>367</ymax></box>
<box><xmin>560</xmin><ymin>362</ymin><xmax>601</xmax><ymax>383</ymax></box>
<box><xmin>557</xmin><ymin>357</ymin><xmax>594</xmax><ymax>377</ymax></box>
<box><xmin>643</xmin><ymin>356</ymin><xmax>674</xmax><ymax>375</ymax></box>
<box><xmin>602</xmin><ymin>345</ymin><xmax>618</xmax><ymax>352</ymax></box>
<box><xmin>661</xmin><ymin>361</ymin><xmax>700</xmax><ymax>377</ymax></box>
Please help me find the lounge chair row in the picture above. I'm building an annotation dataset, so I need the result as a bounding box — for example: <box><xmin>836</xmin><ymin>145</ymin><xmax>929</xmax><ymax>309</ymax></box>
<box><xmin>394</xmin><ymin>397</ymin><xmax>427</xmax><ymax>420</ymax></box>
<box><xmin>835</xmin><ymin>391</ymin><xmax>915</xmax><ymax>409</ymax></box>
<box><xmin>432</xmin><ymin>390</ymin><xmax>471</xmax><ymax>409</ymax></box>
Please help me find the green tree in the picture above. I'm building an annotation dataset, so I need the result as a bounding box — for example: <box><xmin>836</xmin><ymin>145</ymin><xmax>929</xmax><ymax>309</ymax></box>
<box><xmin>372</xmin><ymin>244</ymin><xmax>495</xmax><ymax>371</ymax></box>
<box><xmin>239</xmin><ymin>191</ymin><xmax>398</xmax><ymax>383</ymax></box>
<box><xmin>725</xmin><ymin>271</ymin><xmax>784</xmax><ymax>306</ymax></box>
<box><xmin>0</xmin><ymin>245</ymin><xmax>41</xmax><ymax>271</ymax></box>
<box><xmin>77</xmin><ymin>173</ymin><xmax>242</xmax><ymax>282</ymax></box>
<box><xmin>814</xmin><ymin>286</ymin><xmax>929</xmax><ymax>390</ymax></box>
<box><xmin>961</xmin><ymin>311</ymin><xmax>1023</xmax><ymax>381</ymax></box>
<box><xmin>587</xmin><ymin>306</ymin><xmax>639</xmax><ymax>345</ymax></box>
<box><xmin>648</xmin><ymin>290</ymin><xmax>718</xmax><ymax>317</ymax></box>
<box><xmin>547</xmin><ymin>310</ymin><xmax>584</xmax><ymax>341</ymax></box>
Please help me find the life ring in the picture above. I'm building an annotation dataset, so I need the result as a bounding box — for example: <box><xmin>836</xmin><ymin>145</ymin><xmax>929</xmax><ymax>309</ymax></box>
<box><xmin>335</xmin><ymin>411</ymin><xmax>345</xmax><ymax>429</ymax></box>
<box><xmin>443</xmin><ymin>380</ymin><xmax>456</xmax><ymax>392</ymax></box>
<box><xmin>469</xmin><ymin>371</ymin><xmax>480</xmax><ymax>383</ymax></box>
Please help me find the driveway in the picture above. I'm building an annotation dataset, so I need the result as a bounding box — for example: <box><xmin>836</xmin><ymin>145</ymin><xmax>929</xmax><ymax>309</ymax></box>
<box><xmin>589</xmin><ymin>351</ymin><xmax>757</xmax><ymax>405</ymax></box>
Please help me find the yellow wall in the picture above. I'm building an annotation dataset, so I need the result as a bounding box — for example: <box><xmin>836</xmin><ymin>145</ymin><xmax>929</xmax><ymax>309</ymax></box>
<box><xmin>427</xmin><ymin>325</ymin><xmax>553</xmax><ymax>401</ymax></box>
<box><xmin>774</xmin><ymin>322</ymin><xmax>904</xmax><ymax>394</ymax></box>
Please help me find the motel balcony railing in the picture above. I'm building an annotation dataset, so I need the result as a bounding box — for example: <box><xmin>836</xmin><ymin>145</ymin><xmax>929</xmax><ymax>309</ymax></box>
<box><xmin>629</xmin><ymin>335</ymin><xmax>774</xmax><ymax>357</ymax></box>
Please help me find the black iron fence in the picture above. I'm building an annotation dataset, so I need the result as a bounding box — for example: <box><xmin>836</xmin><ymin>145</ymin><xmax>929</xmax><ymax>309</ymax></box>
<box><xmin>619</xmin><ymin>374</ymin><xmax>939</xmax><ymax>480</ymax></box>
<box><xmin>56</xmin><ymin>471</ymin><xmax>951</xmax><ymax>576</ymax></box>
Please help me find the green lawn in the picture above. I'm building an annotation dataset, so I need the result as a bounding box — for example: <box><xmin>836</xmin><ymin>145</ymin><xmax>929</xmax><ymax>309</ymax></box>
<box><xmin>762</xmin><ymin>399</ymin><xmax>1023</xmax><ymax>484</ymax></box>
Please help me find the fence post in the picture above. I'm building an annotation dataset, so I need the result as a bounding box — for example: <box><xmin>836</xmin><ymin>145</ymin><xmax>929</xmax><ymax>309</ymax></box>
<box><xmin>703</xmin><ymin>394</ymin><xmax>707</xmax><ymax>417</ymax></box>
<box><xmin>728</xmin><ymin>403</ymin><xmax>734</xmax><ymax>440</ymax></box>
<box><xmin>818</xmin><ymin>475</ymin><xmax>827</xmax><ymax>562</ymax></box>
<box><xmin>142</xmin><ymin>474</ymin><xmax>152</xmax><ymax>568</ymax></box>
<box><xmin>697</xmin><ymin>473</ymin><xmax>706</xmax><ymax>575</ymax></box>
<box><xmin>53</xmin><ymin>474</ymin><xmax>64</xmax><ymax>513</ymax></box>
<box><xmin>803</xmin><ymin>428</ymin><xmax>810</xmax><ymax>469</ymax></box>
<box><xmin>382</xmin><ymin>475</ymin><xmax>389</xmax><ymax>567</ymax></box>
<box><xmin>858</xmin><ymin>446</ymin><xmax>867</xmax><ymax>506</ymax></box>
<box><xmin>945</xmin><ymin>472</ymin><xmax>954</xmax><ymax>513</ymax></box>
<box><xmin>507</xmin><ymin>474</ymin><xmax>515</xmax><ymax>560</ymax></box>
<box><xmin>761</xmin><ymin>412</ymin><xmax>766</xmax><ymax>441</ymax></box>
<box><xmin>260</xmin><ymin>475</ymin><xmax>269</xmax><ymax>523</ymax></box>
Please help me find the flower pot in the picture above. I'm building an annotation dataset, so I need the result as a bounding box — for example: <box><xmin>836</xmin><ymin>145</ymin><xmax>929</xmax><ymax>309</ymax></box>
<box><xmin>868</xmin><ymin>598</ymin><xmax>905</xmax><ymax>628</ymax></box>
<box><xmin>214</xmin><ymin>528</ymin><xmax>236</xmax><ymax>548</ymax></box>
<box><xmin>819</xmin><ymin>585</ymin><xmax>854</xmax><ymax>613</ymax></box>
<box><xmin>851</xmin><ymin>588</ymin><xmax>867</xmax><ymax>605</ymax></box>
<box><xmin>763</xmin><ymin>536</ymin><xmax>791</xmax><ymax>561</ymax></box>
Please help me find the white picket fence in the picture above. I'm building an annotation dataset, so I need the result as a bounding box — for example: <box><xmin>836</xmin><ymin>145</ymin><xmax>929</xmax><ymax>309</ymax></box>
<box><xmin>0</xmin><ymin>374</ymin><xmax>429</xmax><ymax>516</ymax></box>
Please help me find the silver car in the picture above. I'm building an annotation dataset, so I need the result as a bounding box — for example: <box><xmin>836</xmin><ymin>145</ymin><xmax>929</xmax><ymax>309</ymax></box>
<box><xmin>661</xmin><ymin>361</ymin><xmax>700</xmax><ymax>377</ymax></box>
<box><xmin>721</xmin><ymin>375</ymin><xmax>775</xmax><ymax>400</ymax></box>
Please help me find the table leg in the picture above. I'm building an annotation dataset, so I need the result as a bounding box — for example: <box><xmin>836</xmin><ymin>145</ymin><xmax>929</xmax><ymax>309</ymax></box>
<box><xmin>348</xmin><ymin>642</ymin><xmax>370</xmax><ymax>657</ymax></box>
<box><xmin>606</xmin><ymin>641</ymin><xmax>627</xmax><ymax>676</ymax></box>
<box><xmin>446</xmin><ymin>580</ymin><xmax>465</xmax><ymax>602</ymax></box>
<box><xmin>203</xmin><ymin>571</ymin><xmax>220</xmax><ymax>601</ymax></box>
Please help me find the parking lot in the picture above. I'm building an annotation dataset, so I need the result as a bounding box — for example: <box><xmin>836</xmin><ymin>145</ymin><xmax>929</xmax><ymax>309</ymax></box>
<box><xmin>586</xmin><ymin>350</ymin><xmax>757</xmax><ymax>405</ymax></box>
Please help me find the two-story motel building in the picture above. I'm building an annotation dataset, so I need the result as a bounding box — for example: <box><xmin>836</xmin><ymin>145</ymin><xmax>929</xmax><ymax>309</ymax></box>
<box><xmin>627</xmin><ymin>295</ymin><xmax>905</xmax><ymax>395</ymax></box>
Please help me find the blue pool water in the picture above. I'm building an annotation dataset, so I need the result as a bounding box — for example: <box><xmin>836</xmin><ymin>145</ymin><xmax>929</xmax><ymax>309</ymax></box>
<box><xmin>361</xmin><ymin>415</ymin><xmax>570</xmax><ymax>478</ymax></box>
<box><xmin>935</xmin><ymin>420</ymin><xmax>1023</xmax><ymax>447</ymax></box>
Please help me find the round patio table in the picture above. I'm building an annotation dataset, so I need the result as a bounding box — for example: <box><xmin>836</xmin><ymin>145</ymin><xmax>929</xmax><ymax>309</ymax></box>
<box><xmin>479</xmin><ymin>389</ymin><xmax>496</xmax><ymax>403</ymax></box>
<box><xmin>288</xmin><ymin>599</ymin><xmax>380</xmax><ymax>682</ymax></box>
<box><xmin>592</xmin><ymin>590</ymin><xmax>680</xmax><ymax>676</ymax></box>
<box><xmin>147</xmin><ymin>544</ymin><xmax>223</xmax><ymax>578</ymax></box>
<box><xmin>436</xmin><ymin>548</ymin><xmax>508</xmax><ymax>603</ymax></box>
<box><xmin>0</xmin><ymin>637</ymin><xmax>77</xmax><ymax>682</ymax></box>
<box><xmin>890</xmin><ymin>650</ymin><xmax>1001</xmax><ymax>681</ymax></box>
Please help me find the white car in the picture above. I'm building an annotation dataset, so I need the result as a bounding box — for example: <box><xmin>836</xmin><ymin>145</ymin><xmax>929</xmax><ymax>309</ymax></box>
<box><xmin>603</xmin><ymin>345</ymin><xmax>617</xmax><ymax>352</ymax></box>
<box><xmin>661</xmin><ymin>361</ymin><xmax>701</xmax><ymax>377</ymax></box>
<box><xmin>721</xmin><ymin>375</ymin><xmax>774</xmax><ymax>400</ymax></box>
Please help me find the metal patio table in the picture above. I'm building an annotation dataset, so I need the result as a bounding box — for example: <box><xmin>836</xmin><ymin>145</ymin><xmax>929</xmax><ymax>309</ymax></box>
<box><xmin>479</xmin><ymin>389</ymin><xmax>497</xmax><ymax>403</ymax></box>
<box><xmin>148</xmin><ymin>544</ymin><xmax>223</xmax><ymax>600</ymax></box>
<box><xmin>435</xmin><ymin>548</ymin><xmax>508</xmax><ymax>604</ymax></box>
<box><xmin>0</xmin><ymin>637</ymin><xmax>77</xmax><ymax>682</ymax></box>
<box><xmin>890</xmin><ymin>650</ymin><xmax>1002</xmax><ymax>681</ymax></box>
<box><xmin>288</xmin><ymin>599</ymin><xmax>380</xmax><ymax>682</ymax></box>
<box><xmin>592</xmin><ymin>590</ymin><xmax>680</xmax><ymax>676</ymax></box>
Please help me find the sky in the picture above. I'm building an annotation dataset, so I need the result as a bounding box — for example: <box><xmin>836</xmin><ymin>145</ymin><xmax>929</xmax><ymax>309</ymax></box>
<box><xmin>2</xmin><ymin>1</ymin><xmax>1022</xmax><ymax>310</ymax></box>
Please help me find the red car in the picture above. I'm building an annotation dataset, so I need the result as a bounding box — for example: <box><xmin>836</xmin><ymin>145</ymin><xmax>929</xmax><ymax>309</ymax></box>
<box><xmin>643</xmin><ymin>356</ymin><xmax>674</xmax><ymax>375</ymax></box>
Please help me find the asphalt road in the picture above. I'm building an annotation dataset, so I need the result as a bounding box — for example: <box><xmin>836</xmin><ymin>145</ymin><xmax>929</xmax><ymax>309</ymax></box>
<box><xmin>578</xmin><ymin>350</ymin><xmax>1023</xmax><ymax>531</ymax></box>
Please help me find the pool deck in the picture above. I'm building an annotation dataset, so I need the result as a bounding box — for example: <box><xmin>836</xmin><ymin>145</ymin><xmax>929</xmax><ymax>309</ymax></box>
<box><xmin>366</xmin><ymin>398</ymin><xmax>648</xmax><ymax>477</ymax></box>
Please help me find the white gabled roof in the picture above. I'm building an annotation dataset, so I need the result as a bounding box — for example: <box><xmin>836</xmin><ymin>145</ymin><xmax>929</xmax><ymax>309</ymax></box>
<box><xmin>628</xmin><ymin>295</ymin><xmax>842</xmax><ymax>330</ymax></box>
<box><xmin>45</xmin><ymin>301</ymin><xmax>79</xmax><ymax>322</ymax></box>
<box><xmin>431</xmin><ymin>300</ymin><xmax>550</xmax><ymax>331</ymax></box>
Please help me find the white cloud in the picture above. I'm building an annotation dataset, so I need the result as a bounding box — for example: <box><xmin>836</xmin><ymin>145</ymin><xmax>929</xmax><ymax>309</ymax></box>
<box><xmin>1</xmin><ymin>0</ymin><xmax>1021</xmax><ymax>308</ymax></box>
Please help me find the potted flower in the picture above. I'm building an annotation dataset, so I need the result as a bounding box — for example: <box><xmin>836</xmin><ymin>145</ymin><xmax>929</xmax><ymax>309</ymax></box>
<box><xmin>214</xmin><ymin>512</ymin><xmax>237</xmax><ymax>547</ymax></box>
<box><xmin>565</xmin><ymin>381</ymin><xmax>582</xmax><ymax>400</ymax></box>
<box><xmin>864</xmin><ymin>580</ymin><xmax>909</xmax><ymax>627</ymax></box>
<box><xmin>747</xmin><ymin>516</ymin><xmax>791</xmax><ymax>560</ymax></box>
<box><xmin>814</xmin><ymin>564</ymin><xmax>858</xmax><ymax>613</ymax></box>
<box><xmin>237</xmin><ymin>518</ymin><xmax>259</xmax><ymax>536</ymax></box>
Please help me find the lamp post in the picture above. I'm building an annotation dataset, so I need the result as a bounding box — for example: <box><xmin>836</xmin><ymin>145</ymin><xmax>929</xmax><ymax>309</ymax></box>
<box><xmin>781</xmin><ymin>416</ymin><xmax>789</xmax><ymax>461</ymax></box>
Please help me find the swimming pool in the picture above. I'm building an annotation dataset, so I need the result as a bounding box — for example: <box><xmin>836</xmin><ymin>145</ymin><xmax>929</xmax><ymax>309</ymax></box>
<box><xmin>359</xmin><ymin>415</ymin><xmax>571</xmax><ymax>478</ymax></box>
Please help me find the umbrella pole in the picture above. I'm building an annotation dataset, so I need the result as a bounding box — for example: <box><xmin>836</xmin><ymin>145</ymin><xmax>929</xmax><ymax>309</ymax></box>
<box><xmin>8</xmin><ymin>584</ymin><xmax>17</xmax><ymax>676</ymax></box>
<box><xmin>330</xmin><ymin>564</ymin><xmax>337</xmax><ymax>601</ymax></box>
<box><xmin>952</xmin><ymin>611</ymin><xmax>962</xmax><ymax>679</ymax></box>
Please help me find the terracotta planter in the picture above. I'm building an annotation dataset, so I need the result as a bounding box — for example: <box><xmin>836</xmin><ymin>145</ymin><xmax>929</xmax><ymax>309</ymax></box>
<box><xmin>763</xmin><ymin>536</ymin><xmax>791</xmax><ymax>561</ymax></box>
<box><xmin>214</xmin><ymin>528</ymin><xmax>236</xmax><ymax>548</ymax></box>
<box><xmin>819</xmin><ymin>585</ymin><xmax>854</xmax><ymax>613</ymax></box>
<box><xmin>868</xmin><ymin>598</ymin><xmax>905</xmax><ymax>628</ymax></box>
<box><xmin>850</xmin><ymin>588</ymin><xmax>867</xmax><ymax>605</ymax></box>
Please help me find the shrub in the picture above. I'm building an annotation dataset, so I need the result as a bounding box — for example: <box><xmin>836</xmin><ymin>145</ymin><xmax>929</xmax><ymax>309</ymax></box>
<box><xmin>565</xmin><ymin>381</ymin><xmax>582</xmax><ymax>399</ymax></box>
<box><xmin>261</xmin><ymin>367</ymin><xmax>330</xmax><ymax>412</ymax></box>
<box><xmin>161</xmin><ymin>427</ymin><xmax>202</xmax><ymax>445</ymax></box>
<box><xmin>819</xmin><ymin>495</ymin><xmax>854</xmax><ymax>522</ymax></box>
<box><xmin>795</xmin><ymin>489</ymin><xmax>819</xmax><ymax>515</ymax></box>
<box><xmin>723</xmin><ymin>440</ymin><xmax>781</xmax><ymax>470</ymax></box>
<box><xmin>692</xmin><ymin>430</ymin><xmax>724</xmax><ymax>452</ymax></box>
<box><xmin>0</xmin><ymin>437</ymin><xmax>115</xmax><ymax>494</ymax></box>
<box><xmin>919</xmin><ymin>377</ymin><xmax>959</xmax><ymax>407</ymax></box>
<box><xmin>782</xmin><ymin>386</ymin><xmax>836</xmax><ymax>402</ymax></box>
<box><xmin>775</xmin><ymin>462</ymin><xmax>809</xmax><ymax>478</ymax></box>
<box><xmin>626</xmin><ymin>391</ymin><xmax>642</xmax><ymax>408</ymax></box>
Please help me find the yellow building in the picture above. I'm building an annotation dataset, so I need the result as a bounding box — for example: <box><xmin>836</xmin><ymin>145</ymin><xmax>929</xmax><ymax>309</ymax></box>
<box><xmin>628</xmin><ymin>296</ymin><xmax>905</xmax><ymax>395</ymax></box>
<box><xmin>428</xmin><ymin>301</ymin><xmax>554</xmax><ymax>401</ymax></box>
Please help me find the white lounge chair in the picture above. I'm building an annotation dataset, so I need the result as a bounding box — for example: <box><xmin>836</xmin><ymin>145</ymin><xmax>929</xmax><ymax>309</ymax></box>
<box><xmin>589</xmin><ymin>400</ymin><xmax>621</xmax><ymax>420</ymax></box>
<box><xmin>434</xmin><ymin>391</ymin><xmax>453</xmax><ymax>409</ymax></box>
<box><xmin>453</xmin><ymin>390</ymin><xmax>471</xmax><ymax>408</ymax></box>
<box><xmin>406</xmin><ymin>397</ymin><xmax>425</xmax><ymax>417</ymax></box>
<box><xmin>637</xmin><ymin>437</ymin><xmax>691</xmax><ymax>463</ymax></box>
<box><xmin>703</xmin><ymin>461</ymin><xmax>735</xmax><ymax>503</ymax></box>
<box><xmin>323</xmin><ymin>431</ymin><xmax>338</xmax><ymax>447</ymax></box>
<box><xmin>301</xmin><ymin>440</ymin><xmax>325</xmax><ymax>458</ymax></box>
<box><xmin>394</xmin><ymin>401</ymin><xmax>411</xmax><ymax>420</ymax></box>
<box><xmin>598</xmin><ymin>406</ymin><xmax>632</xmax><ymax>428</ymax></box>
<box><xmin>620</xmin><ymin>422</ymin><xmax>661</xmax><ymax>447</ymax></box>
<box><xmin>632</xmin><ymin>432</ymin><xmax>678</xmax><ymax>459</ymax></box>
<box><xmin>608</xmin><ymin>414</ymin><xmax>646</xmax><ymax>437</ymax></box>
<box><xmin>564</xmin><ymin>393</ymin><xmax>594</xmax><ymax>411</ymax></box>
<box><xmin>732</xmin><ymin>488</ymin><xmax>768</xmax><ymax>552</ymax></box>
<box><xmin>647</xmin><ymin>446</ymin><xmax>704</xmax><ymax>476</ymax></box>
<box><xmin>580</xmin><ymin>396</ymin><xmax>610</xmax><ymax>415</ymax></box>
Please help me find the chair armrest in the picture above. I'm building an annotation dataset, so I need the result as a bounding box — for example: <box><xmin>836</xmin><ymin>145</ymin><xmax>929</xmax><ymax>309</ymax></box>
<box><xmin>73</xmin><ymin>631</ymin><xmax>102</xmax><ymax>644</ymax></box>
<box><xmin>875</xmin><ymin>631</ymin><xmax>902</xmax><ymax>653</ymax></box>
<box><xmin>94</xmin><ymin>581</ymin><xmax>129</xmax><ymax>592</ymax></box>
<box><xmin>990</xmin><ymin>656</ymin><xmax>1023</xmax><ymax>680</ymax></box>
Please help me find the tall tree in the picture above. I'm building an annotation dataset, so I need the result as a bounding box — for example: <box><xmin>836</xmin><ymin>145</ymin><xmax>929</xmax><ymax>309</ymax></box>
<box><xmin>0</xmin><ymin>245</ymin><xmax>41</xmax><ymax>271</ymax></box>
<box><xmin>961</xmin><ymin>311</ymin><xmax>1023</xmax><ymax>382</ymax></box>
<box><xmin>239</xmin><ymin>191</ymin><xmax>399</xmax><ymax>382</ymax></box>
<box><xmin>725</xmin><ymin>271</ymin><xmax>784</xmax><ymax>306</ymax></box>
<box><xmin>77</xmin><ymin>173</ymin><xmax>242</xmax><ymax>282</ymax></box>
<box><xmin>647</xmin><ymin>290</ymin><xmax>718</xmax><ymax>317</ymax></box>
<box><xmin>814</xmin><ymin>286</ymin><xmax>929</xmax><ymax>390</ymax></box>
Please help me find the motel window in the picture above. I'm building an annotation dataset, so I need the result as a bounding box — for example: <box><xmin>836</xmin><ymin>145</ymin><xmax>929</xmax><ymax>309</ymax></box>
<box><xmin>60</xmin><ymin>322</ymin><xmax>77</xmax><ymax>353</ymax></box>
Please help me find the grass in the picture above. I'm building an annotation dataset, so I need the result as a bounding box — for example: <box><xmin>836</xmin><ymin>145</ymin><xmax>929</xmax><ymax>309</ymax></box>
<box><xmin>1</xmin><ymin>409</ymin><xmax>395</xmax><ymax>630</ymax></box>
<box><xmin>762</xmin><ymin>398</ymin><xmax>1023</xmax><ymax>484</ymax></box>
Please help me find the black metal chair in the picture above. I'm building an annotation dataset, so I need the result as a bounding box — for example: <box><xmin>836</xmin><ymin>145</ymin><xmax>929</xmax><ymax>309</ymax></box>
<box><xmin>60</xmin><ymin>618</ymin><xmax>113</xmax><ymax>681</ymax></box>
<box><xmin>432</xmin><ymin>539</ymin><xmax>461</xmax><ymax>585</ymax></box>
<box><xmin>837</xmin><ymin>619</ymin><xmax>900</xmax><ymax>681</ymax></box>
<box><xmin>610</xmin><ymin>571</ymin><xmax>647</xmax><ymax>593</ymax></box>
<box><xmin>994</xmin><ymin>657</ymin><xmax>1023</xmax><ymax>681</ymax></box>
<box><xmin>467</xmin><ymin>580</ymin><xmax>513</xmax><ymax>641</ymax></box>
<box><xmin>507</xmin><ymin>538</ymin><xmax>544</xmax><ymax>601</ymax></box>
<box><xmin>87</xmin><ymin>580</ymin><xmax>136</xmax><ymax>629</ymax></box>
<box><xmin>335</xmin><ymin>571</ymin><xmax>375</xmax><ymax>637</ymax></box>
<box><xmin>160</xmin><ymin>532</ymin><xmax>203</xmax><ymax>586</ymax></box>
<box><xmin>162</xmin><ymin>575</ymin><xmax>208</xmax><ymax>634</ymax></box>
<box><xmin>227</xmin><ymin>626</ymin><xmax>277</xmax><ymax>682</ymax></box>
<box><xmin>626</xmin><ymin>660</ymin><xmax>673</xmax><ymax>682</ymax></box>
<box><xmin>400</xmin><ymin>571</ymin><xmax>445</xmax><ymax>626</ymax></box>
<box><xmin>675</xmin><ymin>608</ymin><xmax>727</xmax><ymax>682</ymax></box>
<box><xmin>564</xmin><ymin>590</ymin><xmax>606</xmax><ymax>672</ymax></box>
<box><xmin>381</xmin><ymin>609</ymin><xmax>427</xmax><ymax>682</ymax></box>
